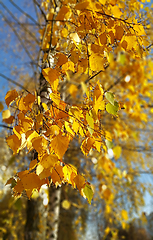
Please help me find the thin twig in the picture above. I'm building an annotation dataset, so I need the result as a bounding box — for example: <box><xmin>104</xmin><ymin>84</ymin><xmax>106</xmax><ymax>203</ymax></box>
<box><xmin>0</xmin><ymin>124</ymin><xmax>13</xmax><ymax>130</ymax></box>
<box><xmin>0</xmin><ymin>2</ymin><xmax>39</xmax><ymax>44</ymax></box>
<box><xmin>9</xmin><ymin>0</ymin><xmax>39</xmax><ymax>26</ymax></box>
<box><xmin>0</xmin><ymin>73</ymin><xmax>31</xmax><ymax>93</ymax></box>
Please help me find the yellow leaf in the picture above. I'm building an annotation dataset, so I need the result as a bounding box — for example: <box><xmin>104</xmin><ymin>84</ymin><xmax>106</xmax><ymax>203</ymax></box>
<box><xmin>50</xmin><ymin>134</ymin><xmax>70</xmax><ymax>159</ymax></box>
<box><xmin>62</xmin><ymin>200</ymin><xmax>71</xmax><ymax>210</ymax></box>
<box><xmin>6</xmin><ymin>134</ymin><xmax>21</xmax><ymax>154</ymax></box>
<box><xmin>73</xmin><ymin>174</ymin><xmax>86</xmax><ymax>192</ymax></box>
<box><xmin>121</xmin><ymin>209</ymin><xmax>128</xmax><ymax>221</ymax></box>
<box><xmin>63</xmin><ymin>164</ymin><xmax>77</xmax><ymax>187</ymax></box>
<box><xmin>5</xmin><ymin>89</ymin><xmax>18</xmax><ymax>107</ymax></box>
<box><xmin>2</xmin><ymin>110</ymin><xmax>11</xmax><ymax>120</ymax></box>
<box><xmin>50</xmin><ymin>92</ymin><xmax>61</xmax><ymax>106</ymax></box>
<box><xmin>133</xmin><ymin>24</ymin><xmax>146</xmax><ymax>36</ymax></box>
<box><xmin>99</xmin><ymin>0</ymin><xmax>106</xmax><ymax>5</ymax></box>
<box><xmin>65</xmin><ymin>121</ymin><xmax>75</xmax><ymax>138</ymax></box>
<box><xmin>42</xmin><ymin>68</ymin><xmax>59</xmax><ymax>87</ymax></box>
<box><xmin>110</xmin><ymin>5</ymin><xmax>122</xmax><ymax>18</ymax></box>
<box><xmin>113</xmin><ymin>145</ymin><xmax>122</xmax><ymax>160</ymax></box>
<box><xmin>69</xmin><ymin>84</ymin><xmax>78</xmax><ymax>98</ymax></box>
<box><xmin>62</xmin><ymin>61</ymin><xmax>75</xmax><ymax>73</ymax></box>
<box><xmin>61</xmin><ymin>28</ymin><xmax>68</xmax><ymax>38</ymax></box>
<box><xmin>86</xmin><ymin>112</ymin><xmax>94</xmax><ymax>135</ymax></box>
<box><xmin>90</xmin><ymin>54</ymin><xmax>105</xmax><ymax>71</ymax></box>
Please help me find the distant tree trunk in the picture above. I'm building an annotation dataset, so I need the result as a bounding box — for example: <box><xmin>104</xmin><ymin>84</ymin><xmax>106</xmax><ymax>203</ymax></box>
<box><xmin>24</xmin><ymin>197</ymin><xmax>47</xmax><ymax>240</ymax></box>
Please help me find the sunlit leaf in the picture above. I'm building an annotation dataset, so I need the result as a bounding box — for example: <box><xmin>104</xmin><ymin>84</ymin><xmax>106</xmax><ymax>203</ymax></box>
<box><xmin>106</xmin><ymin>101</ymin><xmax>119</xmax><ymax>115</ymax></box>
<box><xmin>83</xmin><ymin>183</ymin><xmax>93</xmax><ymax>204</ymax></box>
<box><xmin>5</xmin><ymin>89</ymin><xmax>18</xmax><ymax>107</ymax></box>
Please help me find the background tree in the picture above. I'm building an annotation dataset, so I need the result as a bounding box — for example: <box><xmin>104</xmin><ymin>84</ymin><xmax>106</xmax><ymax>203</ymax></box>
<box><xmin>0</xmin><ymin>0</ymin><xmax>153</xmax><ymax>239</ymax></box>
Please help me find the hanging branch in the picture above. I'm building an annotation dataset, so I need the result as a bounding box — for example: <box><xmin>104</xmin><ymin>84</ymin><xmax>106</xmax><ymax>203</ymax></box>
<box><xmin>0</xmin><ymin>73</ymin><xmax>31</xmax><ymax>93</ymax></box>
<box><xmin>0</xmin><ymin>2</ymin><xmax>39</xmax><ymax>45</ymax></box>
<box><xmin>9</xmin><ymin>0</ymin><xmax>40</xmax><ymax>26</ymax></box>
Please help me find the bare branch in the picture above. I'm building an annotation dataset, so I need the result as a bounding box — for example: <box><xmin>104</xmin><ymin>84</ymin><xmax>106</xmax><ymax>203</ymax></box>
<box><xmin>0</xmin><ymin>124</ymin><xmax>13</xmax><ymax>130</ymax></box>
<box><xmin>0</xmin><ymin>2</ymin><xmax>39</xmax><ymax>45</ymax></box>
<box><xmin>0</xmin><ymin>73</ymin><xmax>31</xmax><ymax>93</ymax></box>
<box><xmin>9</xmin><ymin>0</ymin><xmax>40</xmax><ymax>26</ymax></box>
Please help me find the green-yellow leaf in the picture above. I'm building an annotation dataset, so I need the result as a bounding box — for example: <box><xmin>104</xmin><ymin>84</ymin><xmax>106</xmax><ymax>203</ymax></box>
<box><xmin>106</xmin><ymin>101</ymin><xmax>119</xmax><ymax>115</ymax></box>
<box><xmin>83</xmin><ymin>184</ymin><xmax>93</xmax><ymax>204</ymax></box>
<box><xmin>105</xmin><ymin>92</ymin><xmax>114</xmax><ymax>105</ymax></box>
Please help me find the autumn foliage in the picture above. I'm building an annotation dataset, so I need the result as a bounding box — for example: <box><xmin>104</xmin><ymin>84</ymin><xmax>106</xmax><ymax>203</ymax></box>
<box><xmin>2</xmin><ymin>0</ymin><xmax>153</xmax><ymax>214</ymax></box>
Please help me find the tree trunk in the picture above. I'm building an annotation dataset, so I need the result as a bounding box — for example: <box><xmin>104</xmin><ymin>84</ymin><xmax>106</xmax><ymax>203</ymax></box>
<box><xmin>46</xmin><ymin>186</ymin><xmax>61</xmax><ymax>240</ymax></box>
<box><xmin>24</xmin><ymin>197</ymin><xmax>47</xmax><ymax>240</ymax></box>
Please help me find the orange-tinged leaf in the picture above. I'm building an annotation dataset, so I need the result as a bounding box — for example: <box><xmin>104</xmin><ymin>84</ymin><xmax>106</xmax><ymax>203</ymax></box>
<box><xmin>50</xmin><ymin>134</ymin><xmax>70</xmax><ymax>159</ymax></box>
<box><xmin>56</xmin><ymin>53</ymin><xmax>68</xmax><ymax>66</ymax></box>
<box><xmin>81</xmin><ymin>137</ymin><xmax>95</xmax><ymax>156</ymax></box>
<box><xmin>29</xmin><ymin>159</ymin><xmax>38</xmax><ymax>170</ymax></box>
<box><xmin>6</xmin><ymin>134</ymin><xmax>21</xmax><ymax>154</ymax></box>
<box><xmin>51</xmin><ymin>165</ymin><xmax>63</xmax><ymax>184</ymax></box>
<box><xmin>40</xmin><ymin>154</ymin><xmax>59</xmax><ymax>169</ymax></box>
<box><xmin>13</xmin><ymin>179</ymin><xmax>24</xmax><ymax>196</ymax></box>
<box><xmin>115</xmin><ymin>25</ymin><xmax>124</xmax><ymax>40</ymax></box>
<box><xmin>75</xmin><ymin>1</ymin><xmax>89</xmax><ymax>10</ymax></box>
<box><xmin>5</xmin><ymin>89</ymin><xmax>18</xmax><ymax>107</ymax></box>
<box><xmin>62</xmin><ymin>61</ymin><xmax>75</xmax><ymax>73</ymax></box>
<box><xmin>0</xmin><ymin>102</ymin><xmax>4</xmax><ymax>112</ymax></box>
<box><xmin>13</xmin><ymin>126</ymin><xmax>24</xmax><ymax>140</ymax></box>
<box><xmin>102</xmin><ymin>187</ymin><xmax>112</xmax><ymax>201</ymax></box>
<box><xmin>56</xmin><ymin>5</ymin><xmax>70</xmax><ymax>20</ymax></box>
<box><xmin>74</xmin><ymin>174</ymin><xmax>86</xmax><ymax>192</ymax></box>
<box><xmin>5</xmin><ymin>177</ymin><xmax>15</xmax><ymax>186</ymax></box>
<box><xmin>21</xmin><ymin>172</ymin><xmax>41</xmax><ymax>191</ymax></box>
<box><xmin>24</xmin><ymin>93</ymin><xmax>35</xmax><ymax>106</ymax></box>
<box><xmin>42</xmin><ymin>68</ymin><xmax>59</xmax><ymax>86</ymax></box>
<box><xmin>99</xmin><ymin>32</ymin><xmax>107</xmax><ymax>45</ymax></box>
<box><xmin>32</xmin><ymin>136</ymin><xmax>48</xmax><ymax>154</ymax></box>
<box><xmin>21</xmin><ymin>117</ymin><xmax>33</xmax><ymax>132</ymax></box>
